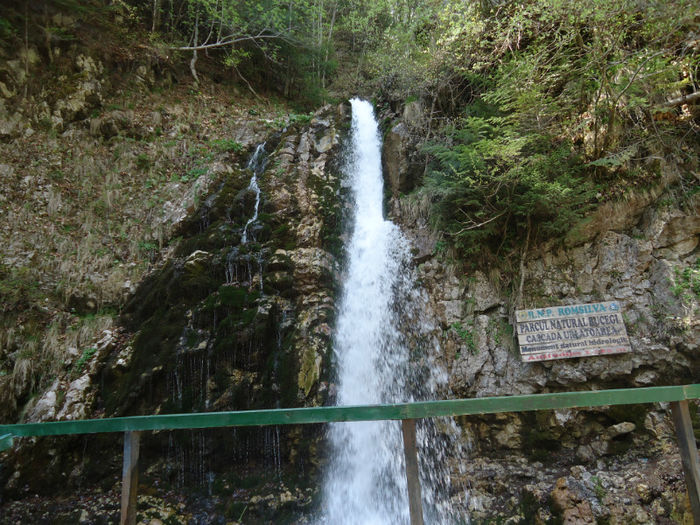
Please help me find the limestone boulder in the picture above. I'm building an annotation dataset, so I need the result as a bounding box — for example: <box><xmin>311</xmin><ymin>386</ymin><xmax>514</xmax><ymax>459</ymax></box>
<box><xmin>26</xmin><ymin>380</ymin><xmax>60</xmax><ymax>422</ymax></box>
<box><xmin>56</xmin><ymin>374</ymin><xmax>92</xmax><ymax>421</ymax></box>
<box><xmin>0</xmin><ymin>110</ymin><xmax>22</xmax><ymax>141</ymax></box>
<box><xmin>382</xmin><ymin>122</ymin><xmax>423</xmax><ymax>196</ymax></box>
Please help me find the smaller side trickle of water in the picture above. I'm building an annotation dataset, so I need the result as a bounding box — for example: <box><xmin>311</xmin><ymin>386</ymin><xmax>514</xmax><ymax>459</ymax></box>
<box><xmin>242</xmin><ymin>143</ymin><xmax>267</xmax><ymax>244</ymax></box>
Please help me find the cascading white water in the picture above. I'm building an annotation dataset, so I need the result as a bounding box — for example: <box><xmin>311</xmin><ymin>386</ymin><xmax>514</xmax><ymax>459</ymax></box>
<box><xmin>321</xmin><ymin>99</ymin><xmax>463</xmax><ymax>524</ymax></box>
<box><xmin>242</xmin><ymin>143</ymin><xmax>266</xmax><ymax>244</ymax></box>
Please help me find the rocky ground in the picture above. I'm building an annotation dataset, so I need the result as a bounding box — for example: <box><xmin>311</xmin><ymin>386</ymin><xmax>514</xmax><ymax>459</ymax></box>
<box><xmin>0</xmin><ymin>484</ymin><xmax>311</xmax><ymax>524</ymax></box>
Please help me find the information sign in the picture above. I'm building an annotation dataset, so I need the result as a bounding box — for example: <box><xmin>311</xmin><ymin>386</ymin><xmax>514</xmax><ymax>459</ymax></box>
<box><xmin>515</xmin><ymin>301</ymin><xmax>631</xmax><ymax>362</ymax></box>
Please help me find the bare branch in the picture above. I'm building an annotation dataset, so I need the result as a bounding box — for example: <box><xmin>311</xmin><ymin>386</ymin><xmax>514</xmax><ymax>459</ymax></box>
<box><xmin>232</xmin><ymin>63</ymin><xmax>261</xmax><ymax>100</ymax></box>
<box><xmin>452</xmin><ymin>209</ymin><xmax>507</xmax><ymax>235</ymax></box>
<box><xmin>612</xmin><ymin>50</ymin><xmax>665</xmax><ymax>107</ymax></box>
<box><xmin>174</xmin><ymin>32</ymin><xmax>293</xmax><ymax>51</ymax></box>
<box><xmin>658</xmin><ymin>91</ymin><xmax>700</xmax><ymax>109</ymax></box>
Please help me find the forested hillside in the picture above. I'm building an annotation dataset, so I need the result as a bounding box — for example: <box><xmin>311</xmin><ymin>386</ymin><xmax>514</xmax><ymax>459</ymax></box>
<box><xmin>116</xmin><ymin>0</ymin><xmax>700</xmax><ymax>261</ymax></box>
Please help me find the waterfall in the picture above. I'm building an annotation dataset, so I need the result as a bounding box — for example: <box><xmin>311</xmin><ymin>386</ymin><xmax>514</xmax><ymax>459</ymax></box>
<box><xmin>320</xmin><ymin>99</ymin><xmax>463</xmax><ymax>524</ymax></box>
<box><xmin>240</xmin><ymin>142</ymin><xmax>268</xmax><ymax>293</ymax></box>
<box><xmin>242</xmin><ymin>142</ymin><xmax>267</xmax><ymax>244</ymax></box>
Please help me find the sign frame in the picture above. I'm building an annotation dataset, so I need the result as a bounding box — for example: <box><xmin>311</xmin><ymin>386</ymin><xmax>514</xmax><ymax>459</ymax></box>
<box><xmin>515</xmin><ymin>301</ymin><xmax>632</xmax><ymax>362</ymax></box>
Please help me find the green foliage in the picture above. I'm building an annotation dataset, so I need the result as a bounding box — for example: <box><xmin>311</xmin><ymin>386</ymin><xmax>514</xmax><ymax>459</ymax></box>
<box><xmin>432</xmin><ymin>239</ymin><xmax>447</xmax><ymax>257</ymax></box>
<box><xmin>138</xmin><ymin>240</ymin><xmax>158</xmax><ymax>259</ymax></box>
<box><xmin>424</xmin><ymin>107</ymin><xmax>596</xmax><ymax>261</ymax></box>
<box><xmin>671</xmin><ymin>258</ymin><xmax>700</xmax><ymax>306</ymax></box>
<box><xmin>396</xmin><ymin>0</ymin><xmax>699</xmax><ymax>264</ymax></box>
<box><xmin>488</xmin><ymin>317</ymin><xmax>512</xmax><ymax>348</ymax></box>
<box><xmin>0</xmin><ymin>16</ymin><xmax>15</xmax><ymax>41</ymax></box>
<box><xmin>591</xmin><ymin>475</ymin><xmax>606</xmax><ymax>501</ymax></box>
<box><xmin>288</xmin><ymin>112</ymin><xmax>313</xmax><ymax>125</ymax></box>
<box><xmin>435</xmin><ymin>0</ymin><xmax>696</xmax><ymax>158</ymax></box>
<box><xmin>450</xmin><ymin>321</ymin><xmax>477</xmax><ymax>354</ymax></box>
<box><xmin>136</xmin><ymin>153</ymin><xmax>152</xmax><ymax>170</ymax></box>
<box><xmin>185</xmin><ymin>166</ymin><xmax>208</xmax><ymax>180</ymax></box>
<box><xmin>209</xmin><ymin>138</ymin><xmax>243</xmax><ymax>153</ymax></box>
<box><xmin>72</xmin><ymin>347</ymin><xmax>97</xmax><ymax>377</ymax></box>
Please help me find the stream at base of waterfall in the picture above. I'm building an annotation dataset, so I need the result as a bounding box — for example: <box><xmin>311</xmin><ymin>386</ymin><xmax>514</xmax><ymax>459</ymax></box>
<box><xmin>318</xmin><ymin>99</ymin><xmax>467</xmax><ymax>525</ymax></box>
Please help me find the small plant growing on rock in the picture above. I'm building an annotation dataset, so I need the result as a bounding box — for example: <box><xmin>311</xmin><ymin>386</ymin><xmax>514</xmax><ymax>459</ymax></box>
<box><xmin>72</xmin><ymin>346</ymin><xmax>96</xmax><ymax>377</ymax></box>
<box><xmin>186</xmin><ymin>166</ymin><xmax>208</xmax><ymax>180</ymax></box>
<box><xmin>288</xmin><ymin>112</ymin><xmax>312</xmax><ymax>125</ymax></box>
<box><xmin>209</xmin><ymin>138</ymin><xmax>243</xmax><ymax>153</ymax></box>
<box><xmin>138</xmin><ymin>240</ymin><xmax>158</xmax><ymax>262</ymax></box>
<box><xmin>591</xmin><ymin>475</ymin><xmax>606</xmax><ymax>502</ymax></box>
<box><xmin>671</xmin><ymin>258</ymin><xmax>700</xmax><ymax>303</ymax></box>
<box><xmin>451</xmin><ymin>321</ymin><xmax>477</xmax><ymax>354</ymax></box>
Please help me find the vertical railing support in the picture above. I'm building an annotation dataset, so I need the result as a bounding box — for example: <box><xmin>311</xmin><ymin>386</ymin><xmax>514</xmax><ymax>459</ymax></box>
<box><xmin>670</xmin><ymin>400</ymin><xmax>700</xmax><ymax>524</ymax></box>
<box><xmin>120</xmin><ymin>430</ymin><xmax>141</xmax><ymax>525</ymax></box>
<box><xmin>0</xmin><ymin>433</ymin><xmax>13</xmax><ymax>452</ymax></box>
<box><xmin>401</xmin><ymin>419</ymin><xmax>425</xmax><ymax>525</ymax></box>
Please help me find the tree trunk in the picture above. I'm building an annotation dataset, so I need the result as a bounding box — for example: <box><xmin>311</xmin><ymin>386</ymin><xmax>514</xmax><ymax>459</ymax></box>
<box><xmin>190</xmin><ymin>12</ymin><xmax>200</xmax><ymax>83</ymax></box>
<box><xmin>321</xmin><ymin>1</ymin><xmax>337</xmax><ymax>90</ymax></box>
<box><xmin>151</xmin><ymin>0</ymin><xmax>160</xmax><ymax>33</ymax></box>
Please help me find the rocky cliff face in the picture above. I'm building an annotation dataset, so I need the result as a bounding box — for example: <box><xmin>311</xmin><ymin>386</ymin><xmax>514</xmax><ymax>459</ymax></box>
<box><xmin>0</xmin><ymin>14</ymin><xmax>353</xmax><ymax>516</ymax></box>
<box><xmin>2</xmin><ymin>105</ymin><xmax>349</xmax><ymax>522</ymax></box>
<box><xmin>1</xmin><ymin>17</ymin><xmax>697</xmax><ymax>518</ymax></box>
<box><xmin>0</xmin><ymin>39</ymin><xmax>282</xmax><ymax>427</ymax></box>
<box><xmin>384</xmin><ymin>101</ymin><xmax>700</xmax><ymax>522</ymax></box>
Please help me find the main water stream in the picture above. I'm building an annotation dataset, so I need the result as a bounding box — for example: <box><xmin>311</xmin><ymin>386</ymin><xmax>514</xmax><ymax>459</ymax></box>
<box><xmin>320</xmin><ymin>99</ymin><xmax>463</xmax><ymax>524</ymax></box>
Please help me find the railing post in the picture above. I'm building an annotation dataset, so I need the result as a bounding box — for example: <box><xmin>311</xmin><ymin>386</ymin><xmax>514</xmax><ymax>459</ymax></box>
<box><xmin>0</xmin><ymin>433</ymin><xmax>13</xmax><ymax>452</ymax></box>
<box><xmin>670</xmin><ymin>401</ymin><xmax>700</xmax><ymax>524</ymax></box>
<box><xmin>401</xmin><ymin>419</ymin><xmax>425</xmax><ymax>525</ymax></box>
<box><xmin>120</xmin><ymin>430</ymin><xmax>141</xmax><ymax>525</ymax></box>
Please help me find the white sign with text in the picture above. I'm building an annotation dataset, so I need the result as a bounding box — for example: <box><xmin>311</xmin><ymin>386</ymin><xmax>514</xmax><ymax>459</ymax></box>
<box><xmin>515</xmin><ymin>301</ymin><xmax>632</xmax><ymax>362</ymax></box>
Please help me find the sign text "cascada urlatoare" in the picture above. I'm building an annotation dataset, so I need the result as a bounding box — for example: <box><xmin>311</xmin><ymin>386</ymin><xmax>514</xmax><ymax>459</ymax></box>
<box><xmin>515</xmin><ymin>301</ymin><xmax>631</xmax><ymax>362</ymax></box>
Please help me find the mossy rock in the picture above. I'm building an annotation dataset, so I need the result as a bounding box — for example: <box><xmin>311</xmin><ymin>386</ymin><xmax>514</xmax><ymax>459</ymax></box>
<box><xmin>104</xmin><ymin>304</ymin><xmax>187</xmax><ymax>414</ymax></box>
<box><xmin>218</xmin><ymin>285</ymin><xmax>258</xmax><ymax>308</ymax></box>
<box><xmin>174</xmin><ymin>222</ymin><xmax>241</xmax><ymax>257</ymax></box>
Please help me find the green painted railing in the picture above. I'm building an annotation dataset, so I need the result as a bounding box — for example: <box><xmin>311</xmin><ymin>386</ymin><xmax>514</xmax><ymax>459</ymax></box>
<box><xmin>0</xmin><ymin>433</ymin><xmax>12</xmax><ymax>450</ymax></box>
<box><xmin>1</xmin><ymin>384</ymin><xmax>699</xmax><ymax>525</ymax></box>
<box><xmin>2</xmin><ymin>384</ymin><xmax>699</xmax><ymax>439</ymax></box>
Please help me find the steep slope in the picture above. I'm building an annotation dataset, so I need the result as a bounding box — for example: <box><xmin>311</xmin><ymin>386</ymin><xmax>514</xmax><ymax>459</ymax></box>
<box><xmin>0</xmin><ymin>3</ymin><xmax>350</xmax><ymax>522</ymax></box>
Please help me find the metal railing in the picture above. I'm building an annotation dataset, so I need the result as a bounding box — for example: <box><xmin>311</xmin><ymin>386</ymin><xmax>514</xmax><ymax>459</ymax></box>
<box><xmin>1</xmin><ymin>384</ymin><xmax>699</xmax><ymax>525</ymax></box>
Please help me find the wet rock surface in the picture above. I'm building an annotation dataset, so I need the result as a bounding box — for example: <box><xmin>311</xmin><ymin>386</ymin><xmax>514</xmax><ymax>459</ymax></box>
<box><xmin>385</xmin><ymin>98</ymin><xmax>700</xmax><ymax>522</ymax></box>
<box><xmin>0</xmin><ymin>29</ymin><xmax>349</xmax><ymax>521</ymax></box>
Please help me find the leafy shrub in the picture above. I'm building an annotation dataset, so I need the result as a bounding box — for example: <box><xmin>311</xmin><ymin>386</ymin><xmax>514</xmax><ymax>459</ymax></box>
<box><xmin>288</xmin><ymin>112</ymin><xmax>313</xmax><ymax>125</ymax></box>
<box><xmin>450</xmin><ymin>321</ymin><xmax>477</xmax><ymax>354</ymax></box>
<box><xmin>186</xmin><ymin>166</ymin><xmax>208</xmax><ymax>180</ymax></box>
<box><xmin>424</xmin><ymin>107</ymin><xmax>596</xmax><ymax>262</ymax></box>
<box><xmin>0</xmin><ymin>17</ymin><xmax>14</xmax><ymax>41</ymax></box>
<box><xmin>209</xmin><ymin>139</ymin><xmax>243</xmax><ymax>153</ymax></box>
<box><xmin>72</xmin><ymin>347</ymin><xmax>97</xmax><ymax>377</ymax></box>
<box><xmin>671</xmin><ymin>258</ymin><xmax>700</xmax><ymax>306</ymax></box>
